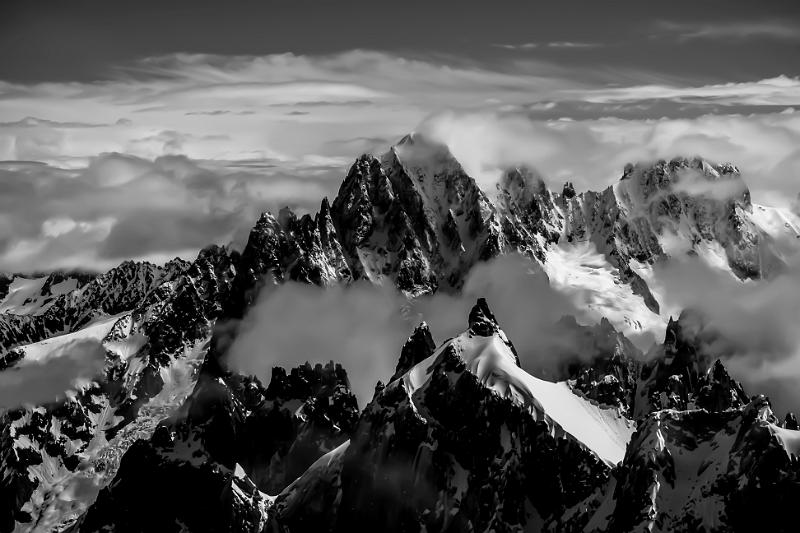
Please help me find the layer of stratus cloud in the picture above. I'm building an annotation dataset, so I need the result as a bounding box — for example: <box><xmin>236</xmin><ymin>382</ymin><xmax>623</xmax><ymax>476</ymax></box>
<box><xmin>0</xmin><ymin>50</ymin><xmax>799</xmax><ymax>272</ymax></box>
<box><xmin>226</xmin><ymin>254</ymin><xmax>596</xmax><ymax>407</ymax></box>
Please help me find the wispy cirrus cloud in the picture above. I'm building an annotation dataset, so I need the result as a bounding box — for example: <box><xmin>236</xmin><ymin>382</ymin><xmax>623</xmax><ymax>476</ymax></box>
<box><xmin>567</xmin><ymin>75</ymin><xmax>800</xmax><ymax>106</ymax></box>
<box><xmin>0</xmin><ymin>51</ymin><xmax>573</xmax><ymax>168</ymax></box>
<box><xmin>492</xmin><ymin>41</ymin><xmax>603</xmax><ymax>50</ymax></box>
<box><xmin>2</xmin><ymin>51</ymin><xmax>797</xmax><ymax>171</ymax></box>
<box><xmin>655</xmin><ymin>20</ymin><xmax>800</xmax><ymax>42</ymax></box>
<box><xmin>184</xmin><ymin>110</ymin><xmax>255</xmax><ymax>116</ymax></box>
<box><xmin>492</xmin><ymin>42</ymin><xmax>541</xmax><ymax>50</ymax></box>
<box><xmin>546</xmin><ymin>41</ymin><xmax>602</xmax><ymax>48</ymax></box>
<box><xmin>0</xmin><ymin>117</ymin><xmax>127</xmax><ymax>129</ymax></box>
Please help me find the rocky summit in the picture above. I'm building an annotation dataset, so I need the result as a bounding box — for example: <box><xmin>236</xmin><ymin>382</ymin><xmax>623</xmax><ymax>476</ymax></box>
<box><xmin>1</xmin><ymin>135</ymin><xmax>799</xmax><ymax>532</ymax></box>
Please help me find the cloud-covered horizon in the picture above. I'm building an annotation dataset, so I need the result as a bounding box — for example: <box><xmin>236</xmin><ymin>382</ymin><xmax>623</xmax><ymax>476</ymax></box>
<box><xmin>1</xmin><ymin>50</ymin><xmax>799</xmax><ymax>271</ymax></box>
<box><xmin>0</xmin><ymin>154</ymin><xmax>343</xmax><ymax>272</ymax></box>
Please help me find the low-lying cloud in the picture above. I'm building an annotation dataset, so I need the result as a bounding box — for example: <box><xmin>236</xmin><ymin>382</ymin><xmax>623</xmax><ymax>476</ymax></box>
<box><xmin>0</xmin><ymin>339</ymin><xmax>106</xmax><ymax>409</ymax></box>
<box><xmin>225</xmin><ymin>254</ymin><xmax>605</xmax><ymax>406</ymax></box>
<box><xmin>0</xmin><ymin>153</ymin><xmax>342</xmax><ymax>272</ymax></box>
<box><xmin>222</xmin><ymin>281</ymin><xmax>409</xmax><ymax>408</ymax></box>
<box><xmin>411</xmin><ymin>255</ymin><xmax>596</xmax><ymax>376</ymax></box>
<box><xmin>651</xmin><ymin>257</ymin><xmax>800</xmax><ymax>414</ymax></box>
<box><xmin>669</xmin><ymin>167</ymin><xmax>749</xmax><ymax>200</ymax></box>
<box><xmin>224</xmin><ymin>250</ymin><xmax>800</xmax><ymax>414</ymax></box>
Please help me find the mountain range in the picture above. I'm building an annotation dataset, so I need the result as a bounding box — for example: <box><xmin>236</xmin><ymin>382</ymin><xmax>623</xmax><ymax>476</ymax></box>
<box><xmin>1</xmin><ymin>133</ymin><xmax>799</xmax><ymax>532</ymax></box>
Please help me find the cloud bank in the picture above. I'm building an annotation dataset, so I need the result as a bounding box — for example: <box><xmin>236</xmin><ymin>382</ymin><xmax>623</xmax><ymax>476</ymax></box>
<box><xmin>225</xmin><ymin>254</ymin><xmax>610</xmax><ymax>406</ymax></box>
<box><xmin>0</xmin><ymin>154</ymin><xmax>341</xmax><ymax>272</ymax></box>
<box><xmin>223</xmin><ymin>250</ymin><xmax>800</xmax><ymax>414</ymax></box>
<box><xmin>0</xmin><ymin>339</ymin><xmax>106</xmax><ymax>409</ymax></box>
<box><xmin>651</xmin><ymin>257</ymin><xmax>800</xmax><ymax>413</ymax></box>
<box><xmin>1</xmin><ymin>51</ymin><xmax>799</xmax><ymax>271</ymax></box>
<box><xmin>419</xmin><ymin>108</ymin><xmax>800</xmax><ymax>206</ymax></box>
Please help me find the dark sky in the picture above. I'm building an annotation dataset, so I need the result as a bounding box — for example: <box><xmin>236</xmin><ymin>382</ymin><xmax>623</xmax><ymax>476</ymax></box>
<box><xmin>2</xmin><ymin>0</ymin><xmax>799</xmax><ymax>83</ymax></box>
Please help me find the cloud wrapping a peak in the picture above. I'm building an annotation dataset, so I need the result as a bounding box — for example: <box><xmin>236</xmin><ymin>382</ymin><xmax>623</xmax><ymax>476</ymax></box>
<box><xmin>418</xmin><ymin>109</ymin><xmax>800</xmax><ymax>207</ymax></box>
<box><xmin>224</xmin><ymin>254</ymin><xmax>620</xmax><ymax>406</ymax></box>
<box><xmin>651</xmin><ymin>257</ymin><xmax>800</xmax><ymax>413</ymax></box>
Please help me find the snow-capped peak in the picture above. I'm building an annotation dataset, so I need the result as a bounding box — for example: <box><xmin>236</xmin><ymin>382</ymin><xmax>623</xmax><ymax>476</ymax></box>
<box><xmin>402</xmin><ymin>299</ymin><xmax>635</xmax><ymax>465</ymax></box>
<box><xmin>387</xmin><ymin>132</ymin><xmax>466</xmax><ymax>184</ymax></box>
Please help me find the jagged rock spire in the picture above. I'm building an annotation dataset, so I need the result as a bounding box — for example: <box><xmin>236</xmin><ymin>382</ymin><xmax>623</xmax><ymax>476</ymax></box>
<box><xmin>468</xmin><ymin>298</ymin><xmax>500</xmax><ymax>337</ymax></box>
<box><xmin>466</xmin><ymin>298</ymin><xmax>522</xmax><ymax>365</ymax></box>
<box><xmin>696</xmin><ymin>359</ymin><xmax>748</xmax><ymax>412</ymax></box>
<box><xmin>391</xmin><ymin>322</ymin><xmax>436</xmax><ymax>382</ymax></box>
<box><xmin>784</xmin><ymin>412</ymin><xmax>799</xmax><ymax>430</ymax></box>
<box><xmin>277</xmin><ymin>206</ymin><xmax>296</xmax><ymax>229</ymax></box>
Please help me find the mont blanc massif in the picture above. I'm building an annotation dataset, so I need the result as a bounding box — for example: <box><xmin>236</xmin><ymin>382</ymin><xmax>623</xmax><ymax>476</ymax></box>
<box><xmin>1</xmin><ymin>133</ymin><xmax>799</xmax><ymax>533</ymax></box>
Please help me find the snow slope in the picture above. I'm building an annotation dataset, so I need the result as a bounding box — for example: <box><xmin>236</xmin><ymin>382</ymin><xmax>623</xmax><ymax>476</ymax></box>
<box><xmin>16</xmin><ymin>314</ymin><xmax>127</xmax><ymax>362</ymax></box>
<box><xmin>403</xmin><ymin>330</ymin><xmax>635</xmax><ymax>465</ymax></box>
<box><xmin>0</xmin><ymin>276</ymin><xmax>78</xmax><ymax>315</ymax></box>
<box><xmin>750</xmin><ymin>203</ymin><xmax>800</xmax><ymax>259</ymax></box>
<box><xmin>543</xmin><ymin>240</ymin><xmax>666</xmax><ymax>338</ymax></box>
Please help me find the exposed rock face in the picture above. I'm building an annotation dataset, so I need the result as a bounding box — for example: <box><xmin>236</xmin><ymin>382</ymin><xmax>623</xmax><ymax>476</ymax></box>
<box><xmin>563</xmin><ymin>309</ymin><xmax>799</xmax><ymax>533</ymax></box>
<box><xmin>331</xmin><ymin>134</ymin><xmax>506</xmax><ymax>295</ymax></box>
<box><xmin>331</xmin><ymin>152</ymin><xmax>439</xmax><ymax>295</ymax></box>
<box><xmin>0</xmin><ymin>246</ymin><xmax>237</xmax><ymax>532</ymax></box>
<box><xmin>390</xmin><ymin>322</ymin><xmax>436</xmax><ymax>382</ymax></box>
<box><xmin>596</xmin><ymin>397</ymin><xmax>800</xmax><ymax>533</ymax></box>
<box><xmin>2</xmin><ymin>136</ymin><xmax>800</xmax><ymax>532</ymax></box>
<box><xmin>221</xmin><ymin>141</ymin><xmax>797</xmax><ymax>331</ymax></box>
<box><xmin>0</xmin><ymin>274</ymin><xmax>12</xmax><ymax>302</ymax></box>
<box><xmin>633</xmin><ymin>310</ymin><xmax>749</xmax><ymax>418</ymax></box>
<box><xmin>263</xmin><ymin>302</ymin><xmax>800</xmax><ymax>533</ymax></box>
<box><xmin>616</xmin><ymin>158</ymin><xmax>773</xmax><ymax>279</ymax></box>
<box><xmin>0</xmin><ymin>270</ymin><xmax>95</xmax><ymax>317</ymax></box>
<box><xmin>72</xmin><ymin>361</ymin><xmax>358</xmax><ymax>533</ymax></box>
<box><xmin>495</xmin><ymin>166</ymin><xmax>560</xmax><ymax>260</ymax></box>
<box><xmin>267</xmin><ymin>300</ymin><xmax>624</xmax><ymax>533</ymax></box>
<box><xmin>0</xmin><ymin>260</ymin><xmax>186</xmax><ymax>352</ymax></box>
<box><xmin>495</xmin><ymin>156</ymin><xmax>793</xmax><ymax>319</ymax></box>
<box><xmin>555</xmin><ymin>316</ymin><xmax>643</xmax><ymax>414</ymax></box>
<box><xmin>225</xmin><ymin>198</ymin><xmax>351</xmax><ymax>317</ymax></box>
